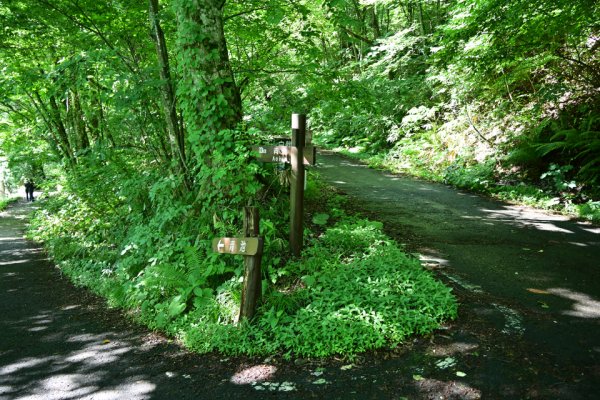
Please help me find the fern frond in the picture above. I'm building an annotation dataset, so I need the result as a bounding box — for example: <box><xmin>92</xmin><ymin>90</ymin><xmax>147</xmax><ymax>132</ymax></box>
<box><xmin>184</xmin><ymin>245</ymin><xmax>202</xmax><ymax>271</ymax></box>
<box><xmin>536</xmin><ymin>141</ymin><xmax>566</xmax><ymax>156</ymax></box>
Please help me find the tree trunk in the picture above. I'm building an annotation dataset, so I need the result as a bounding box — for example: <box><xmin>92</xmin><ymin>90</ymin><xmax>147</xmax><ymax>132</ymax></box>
<box><xmin>148</xmin><ymin>0</ymin><xmax>188</xmax><ymax>175</ymax></box>
<box><xmin>71</xmin><ymin>89</ymin><xmax>90</xmax><ymax>151</ymax></box>
<box><xmin>46</xmin><ymin>93</ymin><xmax>76</xmax><ymax>165</ymax></box>
<box><xmin>173</xmin><ymin>0</ymin><xmax>242</xmax><ymax>159</ymax></box>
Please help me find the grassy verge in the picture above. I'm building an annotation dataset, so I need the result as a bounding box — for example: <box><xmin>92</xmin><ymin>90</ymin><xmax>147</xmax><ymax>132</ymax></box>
<box><xmin>331</xmin><ymin>147</ymin><xmax>600</xmax><ymax>223</ymax></box>
<box><xmin>27</xmin><ymin>175</ymin><xmax>457</xmax><ymax>359</ymax></box>
<box><xmin>0</xmin><ymin>196</ymin><xmax>20</xmax><ymax>212</ymax></box>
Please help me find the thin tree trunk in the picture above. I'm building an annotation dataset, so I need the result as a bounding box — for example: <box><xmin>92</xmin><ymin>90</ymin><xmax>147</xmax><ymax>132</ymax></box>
<box><xmin>148</xmin><ymin>0</ymin><xmax>188</xmax><ymax>176</ymax></box>
<box><xmin>71</xmin><ymin>89</ymin><xmax>90</xmax><ymax>150</ymax></box>
<box><xmin>47</xmin><ymin>93</ymin><xmax>76</xmax><ymax>164</ymax></box>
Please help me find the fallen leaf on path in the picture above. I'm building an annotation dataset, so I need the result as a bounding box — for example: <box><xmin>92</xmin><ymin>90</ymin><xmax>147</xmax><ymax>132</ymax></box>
<box><xmin>527</xmin><ymin>288</ymin><xmax>550</xmax><ymax>295</ymax></box>
<box><xmin>102</xmin><ymin>339</ymin><xmax>110</xmax><ymax>344</ymax></box>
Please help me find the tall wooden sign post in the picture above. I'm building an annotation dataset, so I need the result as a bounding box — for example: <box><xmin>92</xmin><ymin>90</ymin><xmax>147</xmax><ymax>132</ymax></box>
<box><xmin>211</xmin><ymin>207</ymin><xmax>263</xmax><ymax>322</ymax></box>
<box><xmin>251</xmin><ymin>113</ymin><xmax>315</xmax><ymax>258</ymax></box>
<box><xmin>290</xmin><ymin>114</ymin><xmax>306</xmax><ymax>257</ymax></box>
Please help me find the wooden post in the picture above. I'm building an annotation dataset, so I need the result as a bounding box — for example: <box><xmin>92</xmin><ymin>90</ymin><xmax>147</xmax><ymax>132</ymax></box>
<box><xmin>239</xmin><ymin>207</ymin><xmax>263</xmax><ymax>322</ymax></box>
<box><xmin>290</xmin><ymin>113</ymin><xmax>306</xmax><ymax>257</ymax></box>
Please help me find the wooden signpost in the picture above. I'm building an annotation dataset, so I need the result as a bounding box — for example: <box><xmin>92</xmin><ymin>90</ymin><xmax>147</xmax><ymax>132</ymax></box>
<box><xmin>252</xmin><ymin>144</ymin><xmax>316</xmax><ymax>166</ymax></box>
<box><xmin>211</xmin><ymin>114</ymin><xmax>314</xmax><ymax>320</ymax></box>
<box><xmin>251</xmin><ymin>113</ymin><xmax>315</xmax><ymax>257</ymax></box>
<box><xmin>290</xmin><ymin>113</ymin><xmax>306</xmax><ymax>258</ymax></box>
<box><xmin>212</xmin><ymin>207</ymin><xmax>263</xmax><ymax>321</ymax></box>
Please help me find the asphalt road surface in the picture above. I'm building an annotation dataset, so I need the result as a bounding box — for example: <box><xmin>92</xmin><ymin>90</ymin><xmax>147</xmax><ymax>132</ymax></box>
<box><xmin>317</xmin><ymin>152</ymin><xmax>600</xmax><ymax>397</ymax></box>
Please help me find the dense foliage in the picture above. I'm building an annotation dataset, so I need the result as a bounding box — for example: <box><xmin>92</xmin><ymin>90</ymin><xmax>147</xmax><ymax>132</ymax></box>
<box><xmin>28</xmin><ymin>178</ymin><xmax>457</xmax><ymax>357</ymax></box>
<box><xmin>1</xmin><ymin>0</ymin><xmax>597</xmax><ymax>355</ymax></box>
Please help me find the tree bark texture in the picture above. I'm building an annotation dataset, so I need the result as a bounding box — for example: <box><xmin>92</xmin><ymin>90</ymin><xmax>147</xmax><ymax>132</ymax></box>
<box><xmin>174</xmin><ymin>0</ymin><xmax>242</xmax><ymax>156</ymax></box>
<box><xmin>148</xmin><ymin>0</ymin><xmax>187</xmax><ymax>173</ymax></box>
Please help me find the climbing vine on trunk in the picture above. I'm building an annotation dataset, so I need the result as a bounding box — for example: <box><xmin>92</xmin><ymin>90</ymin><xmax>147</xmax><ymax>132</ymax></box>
<box><xmin>173</xmin><ymin>0</ymin><xmax>259</xmax><ymax>217</ymax></box>
<box><xmin>173</xmin><ymin>0</ymin><xmax>242</xmax><ymax>162</ymax></box>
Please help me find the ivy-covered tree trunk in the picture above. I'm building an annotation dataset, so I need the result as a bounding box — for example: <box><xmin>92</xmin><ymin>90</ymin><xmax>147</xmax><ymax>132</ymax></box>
<box><xmin>173</xmin><ymin>0</ymin><xmax>242</xmax><ymax>163</ymax></box>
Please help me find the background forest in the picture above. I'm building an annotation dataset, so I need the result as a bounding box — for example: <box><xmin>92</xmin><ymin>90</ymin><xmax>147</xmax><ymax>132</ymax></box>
<box><xmin>0</xmin><ymin>0</ymin><xmax>598</xmax><ymax>356</ymax></box>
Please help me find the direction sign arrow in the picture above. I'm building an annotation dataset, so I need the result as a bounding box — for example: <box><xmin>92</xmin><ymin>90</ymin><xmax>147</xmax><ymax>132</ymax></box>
<box><xmin>212</xmin><ymin>237</ymin><xmax>262</xmax><ymax>256</ymax></box>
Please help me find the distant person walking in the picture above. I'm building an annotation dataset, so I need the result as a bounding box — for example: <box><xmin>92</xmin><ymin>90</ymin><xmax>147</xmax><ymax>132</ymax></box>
<box><xmin>24</xmin><ymin>180</ymin><xmax>34</xmax><ymax>202</ymax></box>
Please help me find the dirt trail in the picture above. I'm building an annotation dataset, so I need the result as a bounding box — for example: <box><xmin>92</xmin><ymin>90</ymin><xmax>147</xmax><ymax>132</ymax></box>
<box><xmin>317</xmin><ymin>152</ymin><xmax>600</xmax><ymax>398</ymax></box>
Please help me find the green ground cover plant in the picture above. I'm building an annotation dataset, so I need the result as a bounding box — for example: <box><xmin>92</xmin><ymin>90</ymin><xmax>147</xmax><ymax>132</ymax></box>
<box><xmin>28</xmin><ymin>174</ymin><xmax>457</xmax><ymax>359</ymax></box>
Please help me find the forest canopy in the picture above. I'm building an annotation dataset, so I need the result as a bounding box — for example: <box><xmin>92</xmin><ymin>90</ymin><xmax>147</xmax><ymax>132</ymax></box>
<box><xmin>1</xmin><ymin>0</ymin><xmax>598</xmax><ymax>199</ymax></box>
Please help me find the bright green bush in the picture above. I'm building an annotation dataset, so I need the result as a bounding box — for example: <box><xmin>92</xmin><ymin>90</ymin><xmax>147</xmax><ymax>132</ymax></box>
<box><xmin>182</xmin><ymin>218</ymin><xmax>457</xmax><ymax>358</ymax></box>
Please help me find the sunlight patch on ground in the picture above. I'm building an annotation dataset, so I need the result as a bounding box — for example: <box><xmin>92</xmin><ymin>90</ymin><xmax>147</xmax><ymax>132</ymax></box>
<box><xmin>61</xmin><ymin>305</ymin><xmax>81</xmax><ymax>311</ymax></box>
<box><xmin>0</xmin><ymin>357</ymin><xmax>52</xmax><ymax>376</ymax></box>
<box><xmin>578</xmin><ymin>225</ymin><xmax>600</xmax><ymax>234</ymax></box>
<box><xmin>419</xmin><ymin>253</ymin><xmax>451</xmax><ymax>272</ymax></box>
<box><xmin>251</xmin><ymin>381</ymin><xmax>297</xmax><ymax>392</ymax></box>
<box><xmin>27</xmin><ymin>326</ymin><xmax>49</xmax><ymax>332</ymax></box>
<box><xmin>492</xmin><ymin>303</ymin><xmax>525</xmax><ymax>336</ymax></box>
<box><xmin>0</xmin><ymin>237</ymin><xmax>24</xmax><ymax>241</ymax></box>
<box><xmin>414</xmin><ymin>378</ymin><xmax>481</xmax><ymax>399</ymax></box>
<box><xmin>340</xmin><ymin>161</ymin><xmax>366</xmax><ymax>168</ymax></box>
<box><xmin>0</xmin><ymin>259</ymin><xmax>32</xmax><ymax>266</ymax></box>
<box><xmin>429</xmin><ymin>342</ymin><xmax>479</xmax><ymax>357</ymax></box>
<box><xmin>87</xmin><ymin>381</ymin><xmax>156</xmax><ymax>400</ymax></box>
<box><xmin>66</xmin><ymin>334</ymin><xmax>106</xmax><ymax>343</ymax></box>
<box><xmin>230</xmin><ymin>364</ymin><xmax>277</xmax><ymax>385</ymax></box>
<box><xmin>548</xmin><ymin>288</ymin><xmax>600</xmax><ymax>319</ymax></box>
<box><xmin>26</xmin><ymin>375</ymin><xmax>156</xmax><ymax>400</ymax></box>
<box><xmin>438</xmin><ymin>271</ymin><xmax>483</xmax><ymax>294</ymax></box>
<box><xmin>480</xmin><ymin>207</ymin><xmax>574</xmax><ymax>234</ymax></box>
<box><xmin>65</xmin><ymin>342</ymin><xmax>133</xmax><ymax>365</ymax></box>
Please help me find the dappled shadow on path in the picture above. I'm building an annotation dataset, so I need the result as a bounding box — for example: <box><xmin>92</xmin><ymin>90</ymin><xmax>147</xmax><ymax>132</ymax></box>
<box><xmin>2</xmin><ymin>201</ymin><xmax>488</xmax><ymax>400</ymax></box>
<box><xmin>0</xmin><ymin>202</ymin><xmax>264</xmax><ymax>400</ymax></box>
<box><xmin>317</xmin><ymin>153</ymin><xmax>600</xmax><ymax>397</ymax></box>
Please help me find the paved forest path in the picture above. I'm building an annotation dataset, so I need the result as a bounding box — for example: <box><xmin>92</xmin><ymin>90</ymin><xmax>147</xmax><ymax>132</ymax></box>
<box><xmin>2</xmin><ymin>151</ymin><xmax>600</xmax><ymax>399</ymax></box>
<box><xmin>317</xmin><ymin>152</ymin><xmax>600</xmax><ymax>398</ymax></box>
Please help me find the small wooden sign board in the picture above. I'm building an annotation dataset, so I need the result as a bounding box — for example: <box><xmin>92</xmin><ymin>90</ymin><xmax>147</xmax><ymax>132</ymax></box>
<box><xmin>212</xmin><ymin>237</ymin><xmax>262</xmax><ymax>255</ymax></box>
<box><xmin>252</xmin><ymin>145</ymin><xmax>316</xmax><ymax>166</ymax></box>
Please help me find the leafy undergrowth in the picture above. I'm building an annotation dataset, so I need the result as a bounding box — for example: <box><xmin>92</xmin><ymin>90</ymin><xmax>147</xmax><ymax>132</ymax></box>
<box><xmin>27</xmin><ymin>180</ymin><xmax>457</xmax><ymax>359</ymax></box>
<box><xmin>183</xmin><ymin>218</ymin><xmax>457</xmax><ymax>357</ymax></box>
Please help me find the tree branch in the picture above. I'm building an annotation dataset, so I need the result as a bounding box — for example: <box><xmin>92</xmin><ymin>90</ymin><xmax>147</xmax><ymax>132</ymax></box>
<box><xmin>224</xmin><ymin>7</ymin><xmax>267</xmax><ymax>21</ymax></box>
<box><xmin>339</xmin><ymin>26</ymin><xmax>374</xmax><ymax>46</ymax></box>
<box><xmin>35</xmin><ymin>0</ymin><xmax>136</xmax><ymax>73</ymax></box>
